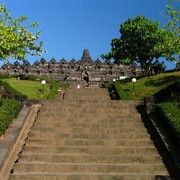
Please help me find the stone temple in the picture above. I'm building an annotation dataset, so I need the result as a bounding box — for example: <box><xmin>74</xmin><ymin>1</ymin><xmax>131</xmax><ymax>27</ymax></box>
<box><xmin>0</xmin><ymin>49</ymin><xmax>141</xmax><ymax>86</ymax></box>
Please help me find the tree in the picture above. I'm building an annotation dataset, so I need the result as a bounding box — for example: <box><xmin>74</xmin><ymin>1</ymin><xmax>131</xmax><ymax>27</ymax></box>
<box><xmin>101</xmin><ymin>16</ymin><xmax>175</xmax><ymax>75</ymax></box>
<box><xmin>0</xmin><ymin>3</ymin><xmax>47</xmax><ymax>65</ymax></box>
<box><xmin>165</xmin><ymin>0</ymin><xmax>180</xmax><ymax>35</ymax></box>
<box><xmin>164</xmin><ymin>0</ymin><xmax>180</xmax><ymax>63</ymax></box>
<box><xmin>175</xmin><ymin>61</ymin><xmax>180</xmax><ymax>69</ymax></box>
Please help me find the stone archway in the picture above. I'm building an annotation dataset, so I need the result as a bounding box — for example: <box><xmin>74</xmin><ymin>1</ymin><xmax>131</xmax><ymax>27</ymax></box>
<box><xmin>82</xmin><ymin>71</ymin><xmax>90</xmax><ymax>86</ymax></box>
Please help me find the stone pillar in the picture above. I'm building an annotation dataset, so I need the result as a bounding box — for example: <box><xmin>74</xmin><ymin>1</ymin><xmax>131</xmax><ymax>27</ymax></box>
<box><xmin>144</xmin><ymin>96</ymin><xmax>155</xmax><ymax>113</ymax></box>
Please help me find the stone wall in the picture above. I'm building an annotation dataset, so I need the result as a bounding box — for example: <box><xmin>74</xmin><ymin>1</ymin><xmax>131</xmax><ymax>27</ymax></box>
<box><xmin>0</xmin><ymin>49</ymin><xmax>142</xmax><ymax>86</ymax></box>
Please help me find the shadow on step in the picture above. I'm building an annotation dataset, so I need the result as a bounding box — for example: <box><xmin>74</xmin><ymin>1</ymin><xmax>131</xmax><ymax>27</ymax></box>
<box><xmin>108</xmin><ymin>85</ymin><xmax>120</xmax><ymax>100</ymax></box>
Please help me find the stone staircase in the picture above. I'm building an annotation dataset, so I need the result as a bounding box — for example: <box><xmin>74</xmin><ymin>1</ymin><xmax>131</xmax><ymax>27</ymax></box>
<box><xmin>9</xmin><ymin>87</ymin><xmax>170</xmax><ymax>179</ymax></box>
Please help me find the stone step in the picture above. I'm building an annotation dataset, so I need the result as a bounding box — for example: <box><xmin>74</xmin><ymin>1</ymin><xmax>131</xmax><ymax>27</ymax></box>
<box><xmin>64</xmin><ymin>96</ymin><xmax>111</xmax><ymax>101</ymax></box>
<box><xmin>64</xmin><ymin>94</ymin><xmax>110</xmax><ymax>98</ymax></box>
<box><xmin>36</xmin><ymin>113</ymin><xmax>141</xmax><ymax>121</ymax></box>
<box><xmin>65</xmin><ymin>91</ymin><xmax>109</xmax><ymax>95</ymax></box>
<box><xmin>18</xmin><ymin>153</ymin><xmax>163</xmax><ymax>164</ymax></box>
<box><xmin>38</xmin><ymin>103</ymin><xmax>140</xmax><ymax>111</ymax></box>
<box><xmin>40</xmin><ymin>101</ymin><xmax>139</xmax><ymax>107</ymax></box>
<box><xmin>40</xmin><ymin>100</ymin><xmax>142</xmax><ymax>108</ymax></box>
<box><xmin>28</xmin><ymin>132</ymin><xmax>150</xmax><ymax>140</ymax></box>
<box><xmin>38</xmin><ymin>107</ymin><xmax>139</xmax><ymax>113</ymax></box>
<box><xmin>38</xmin><ymin>105</ymin><xmax>140</xmax><ymax>111</ymax></box>
<box><xmin>12</xmin><ymin>163</ymin><xmax>169</xmax><ymax>175</ymax></box>
<box><xmin>22</xmin><ymin>146</ymin><xmax>158</xmax><ymax>156</ymax></box>
<box><xmin>37</xmin><ymin>111</ymin><xmax>140</xmax><ymax>118</ymax></box>
<box><xmin>64</xmin><ymin>94</ymin><xmax>110</xmax><ymax>99</ymax></box>
<box><xmin>25</xmin><ymin>139</ymin><xmax>154</xmax><ymax>147</ymax></box>
<box><xmin>35</xmin><ymin>119</ymin><xmax>142</xmax><ymax>127</ymax></box>
<box><xmin>9</xmin><ymin>87</ymin><xmax>170</xmax><ymax>179</ymax></box>
<box><xmin>67</xmin><ymin>87</ymin><xmax>108</xmax><ymax>92</ymax></box>
<box><xmin>37</xmin><ymin>112</ymin><xmax>138</xmax><ymax>119</ymax></box>
<box><xmin>38</xmin><ymin>111</ymin><xmax>139</xmax><ymax>117</ymax></box>
<box><xmin>9</xmin><ymin>173</ymin><xmax>171</xmax><ymax>180</ymax></box>
<box><xmin>65</xmin><ymin>90</ymin><xmax>109</xmax><ymax>94</ymax></box>
<box><xmin>31</xmin><ymin>125</ymin><xmax>146</xmax><ymax>132</ymax></box>
<box><xmin>62</xmin><ymin>97</ymin><xmax>111</xmax><ymax>101</ymax></box>
<box><xmin>71</xmin><ymin>90</ymin><xmax>106</xmax><ymax>94</ymax></box>
<box><xmin>64</xmin><ymin>88</ymin><xmax>110</xmax><ymax>96</ymax></box>
<box><xmin>47</xmin><ymin>121</ymin><xmax>141</xmax><ymax>127</ymax></box>
<box><xmin>32</xmin><ymin>121</ymin><xmax>144</xmax><ymax>129</ymax></box>
<box><xmin>66</xmin><ymin>93</ymin><xmax>109</xmax><ymax>97</ymax></box>
<box><xmin>36</xmin><ymin>113</ymin><xmax>139</xmax><ymax>120</ymax></box>
<box><xmin>31</xmin><ymin>124</ymin><xmax>147</xmax><ymax>133</ymax></box>
<box><xmin>33</xmin><ymin>117</ymin><xmax>145</xmax><ymax>127</ymax></box>
<box><xmin>39</xmin><ymin>106</ymin><xmax>140</xmax><ymax>113</ymax></box>
<box><xmin>65</xmin><ymin>94</ymin><xmax>111</xmax><ymax>98</ymax></box>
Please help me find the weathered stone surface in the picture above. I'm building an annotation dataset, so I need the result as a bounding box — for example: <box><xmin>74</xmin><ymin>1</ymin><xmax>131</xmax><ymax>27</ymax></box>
<box><xmin>0</xmin><ymin>105</ymin><xmax>41</xmax><ymax>180</ymax></box>
<box><xmin>0</xmin><ymin>49</ymin><xmax>141</xmax><ymax>86</ymax></box>
<box><xmin>9</xmin><ymin>88</ymin><xmax>170</xmax><ymax>179</ymax></box>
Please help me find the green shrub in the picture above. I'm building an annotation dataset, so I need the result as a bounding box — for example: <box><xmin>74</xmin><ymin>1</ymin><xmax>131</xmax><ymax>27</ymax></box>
<box><xmin>63</xmin><ymin>83</ymin><xmax>69</xmax><ymax>91</ymax></box>
<box><xmin>46</xmin><ymin>81</ymin><xmax>60</xmax><ymax>99</ymax></box>
<box><xmin>13</xmin><ymin>74</ymin><xmax>53</xmax><ymax>84</ymax></box>
<box><xmin>0</xmin><ymin>74</ymin><xmax>9</xmax><ymax>79</ymax></box>
<box><xmin>0</xmin><ymin>99</ymin><xmax>22</xmax><ymax>136</ymax></box>
<box><xmin>1</xmin><ymin>76</ymin><xmax>61</xmax><ymax>100</ymax></box>
<box><xmin>104</xmin><ymin>81</ymin><xmax>111</xmax><ymax>89</ymax></box>
<box><xmin>114</xmin><ymin>81</ymin><xmax>132</xmax><ymax>100</ymax></box>
<box><xmin>156</xmin><ymin>102</ymin><xmax>180</xmax><ymax>142</ymax></box>
<box><xmin>0</xmin><ymin>80</ymin><xmax>22</xmax><ymax>95</ymax></box>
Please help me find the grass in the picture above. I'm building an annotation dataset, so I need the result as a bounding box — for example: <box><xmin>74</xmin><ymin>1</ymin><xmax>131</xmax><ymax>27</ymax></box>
<box><xmin>46</xmin><ymin>81</ymin><xmax>61</xmax><ymax>99</ymax></box>
<box><xmin>1</xmin><ymin>78</ymin><xmax>56</xmax><ymax>100</ymax></box>
<box><xmin>156</xmin><ymin>102</ymin><xmax>180</xmax><ymax>142</ymax></box>
<box><xmin>114</xmin><ymin>71</ymin><xmax>180</xmax><ymax>100</ymax></box>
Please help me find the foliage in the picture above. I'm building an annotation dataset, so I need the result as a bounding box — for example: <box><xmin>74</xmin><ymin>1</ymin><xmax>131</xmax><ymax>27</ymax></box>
<box><xmin>63</xmin><ymin>83</ymin><xmax>70</xmax><ymax>91</ymax></box>
<box><xmin>46</xmin><ymin>81</ymin><xmax>60</xmax><ymax>99</ymax></box>
<box><xmin>165</xmin><ymin>0</ymin><xmax>180</xmax><ymax>35</ymax></box>
<box><xmin>0</xmin><ymin>3</ymin><xmax>47</xmax><ymax>64</ymax></box>
<box><xmin>164</xmin><ymin>0</ymin><xmax>180</xmax><ymax>63</ymax></box>
<box><xmin>101</xmin><ymin>16</ymin><xmax>178</xmax><ymax>75</ymax></box>
<box><xmin>0</xmin><ymin>76</ymin><xmax>60</xmax><ymax>135</ymax></box>
<box><xmin>114</xmin><ymin>81</ymin><xmax>132</xmax><ymax>100</ymax></box>
<box><xmin>104</xmin><ymin>81</ymin><xmax>111</xmax><ymax>89</ymax></box>
<box><xmin>113</xmin><ymin>71</ymin><xmax>180</xmax><ymax>100</ymax></box>
<box><xmin>1</xmin><ymin>74</ymin><xmax>62</xmax><ymax>100</ymax></box>
<box><xmin>2</xmin><ymin>78</ymin><xmax>50</xmax><ymax>100</ymax></box>
<box><xmin>0</xmin><ymin>98</ymin><xmax>22</xmax><ymax>136</ymax></box>
<box><xmin>175</xmin><ymin>61</ymin><xmax>180</xmax><ymax>69</ymax></box>
<box><xmin>13</xmin><ymin>74</ymin><xmax>54</xmax><ymax>84</ymax></box>
<box><xmin>156</xmin><ymin>102</ymin><xmax>180</xmax><ymax>142</ymax></box>
<box><xmin>0</xmin><ymin>78</ymin><xmax>22</xmax><ymax>95</ymax></box>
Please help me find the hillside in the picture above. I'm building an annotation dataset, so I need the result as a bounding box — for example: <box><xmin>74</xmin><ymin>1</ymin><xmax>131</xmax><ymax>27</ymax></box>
<box><xmin>0</xmin><ymin>77</ymin><xmax>60</xmax><ymax>100</ymax></box>
<box><xmin>113</xmin><ymin>70</ymin><xmax>180</xmax><ymax>100</ymax></box>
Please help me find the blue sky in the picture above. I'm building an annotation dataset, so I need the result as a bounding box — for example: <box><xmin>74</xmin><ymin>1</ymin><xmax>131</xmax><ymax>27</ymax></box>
<box><xmin>2</xmin><ymin>0</ymin><xmax>177</xmax><ymax>69</ymax></box>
